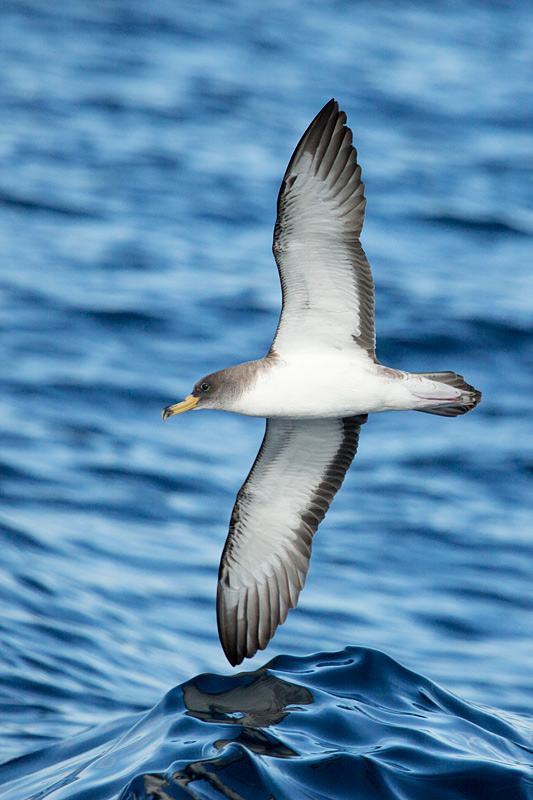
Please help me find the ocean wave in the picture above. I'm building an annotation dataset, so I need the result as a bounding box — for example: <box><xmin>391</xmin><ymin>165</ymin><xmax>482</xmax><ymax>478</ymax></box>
<box><xmin>1</xmin><ymin>647</ymin><xmax>532</xmax><ymax>800</ymax></box>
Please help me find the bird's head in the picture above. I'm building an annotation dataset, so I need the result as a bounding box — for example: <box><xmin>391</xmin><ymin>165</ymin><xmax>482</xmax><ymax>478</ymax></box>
<box><xmin>162</xmin><ymin>366</ymin><xmax>249</xmax><ymax>420</ymax></box>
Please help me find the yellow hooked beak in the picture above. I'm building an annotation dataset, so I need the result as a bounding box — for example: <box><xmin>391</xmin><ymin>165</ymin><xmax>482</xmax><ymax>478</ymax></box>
<box><xmin>162</xmin><ymin>394</ymin><xmax>199</xmax><ymax>420</ymax></box>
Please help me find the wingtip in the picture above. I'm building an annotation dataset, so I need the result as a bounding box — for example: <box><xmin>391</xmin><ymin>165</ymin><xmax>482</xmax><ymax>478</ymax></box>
<box><xmin>218</xmin><ymin>629</ymin><xmax>241</xmax><ymax>667</ymax></box>
<box><xmin>217</xmin><ymin>584</ymin><xmax>246</xmax><ymax>667</ymax></box>
<box><xmin>316</xmin><ymin>98</ymin><xmax>341</xmax><ymax>125</ymax></box>
<box><xmin>220</xmin><ymin>627</ymin><xmax>246</xmax><ymax>667</ymax></box>
<box><xmin>225</xmin><ymin>649</ymin><xmax>242</xmax><ymax>668</ymax></box>
<box><xmin>281</xmin><ymin>98</ymin><xmax>346</xmax><ymax>185</ymax></box>
<box><xmin>217</xmin><ymin>578</ymin><xmax>274</xmax><ymax>667</ymax></box>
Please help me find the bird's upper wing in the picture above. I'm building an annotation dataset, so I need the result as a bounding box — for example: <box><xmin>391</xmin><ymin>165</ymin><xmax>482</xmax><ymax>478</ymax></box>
<box><xmin>271</xmin><ymin>99</ymin><xmax>376</xmax><ymax>360</ymax></box>
<box><xmin>217</xmin><ymin>414</ymin><xmax>367</xmax><ymax>665</ymax></box>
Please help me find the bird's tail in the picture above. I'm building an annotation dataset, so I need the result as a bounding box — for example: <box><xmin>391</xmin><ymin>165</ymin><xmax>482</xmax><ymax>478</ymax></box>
<box><xmin>412</xmin><ymin>371</ymin><xmax>482</xmax><ymax>417</ymax></box>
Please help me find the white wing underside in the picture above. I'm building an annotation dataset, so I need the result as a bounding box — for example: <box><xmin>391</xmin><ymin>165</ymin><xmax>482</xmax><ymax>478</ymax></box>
<box><xmin>272</xmin><ymin>99</ymin><xmax>376</xmax><ymax>360</ymax></box>
<box><xmin>217</xmin><ymin>415</ymin><xmax>367</xmax><ymax>666</ymax></box>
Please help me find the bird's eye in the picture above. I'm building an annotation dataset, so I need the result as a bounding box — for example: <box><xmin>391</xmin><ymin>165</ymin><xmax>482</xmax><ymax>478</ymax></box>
<box><xmin>200</xmin><ymin>382</ymin><xmax>209</xmax><ymax>392</ymax></box>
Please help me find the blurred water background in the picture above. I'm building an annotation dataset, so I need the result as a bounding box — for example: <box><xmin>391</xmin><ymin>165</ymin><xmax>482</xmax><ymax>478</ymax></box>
<box><xmin>0</xmin><ymin>0</ymin><xmax>532</xmax><ymax>797</ymax></box>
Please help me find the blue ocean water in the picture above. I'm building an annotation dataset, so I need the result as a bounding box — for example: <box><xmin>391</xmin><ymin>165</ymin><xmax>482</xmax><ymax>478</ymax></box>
<box><xmin>2</xmin><ymin>648</ymin><xmax>533</xmax><ymax>800</ymax></box>
<box><xmin>0</xmin><ymin>0</ymin><xmax>532</xmax><ymax>796</ymax></box>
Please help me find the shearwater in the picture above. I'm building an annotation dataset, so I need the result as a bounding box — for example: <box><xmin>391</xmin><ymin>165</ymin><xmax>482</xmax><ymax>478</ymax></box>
<box><xmin>163</xmin><ymin>100</ymin><xmax>481</xmax><ymax>666</ymax></box>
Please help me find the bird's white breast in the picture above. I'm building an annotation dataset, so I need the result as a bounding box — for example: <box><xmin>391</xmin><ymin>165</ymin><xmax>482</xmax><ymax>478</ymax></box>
<box><xmin>227</xmin><ymin>353</ymin><xmax>412</xmax><ymax>418</ymax></box>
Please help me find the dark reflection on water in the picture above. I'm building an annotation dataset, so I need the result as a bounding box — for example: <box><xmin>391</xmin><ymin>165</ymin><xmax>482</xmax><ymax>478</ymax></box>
<box><xmin>1</xmin><ymin>648</ymin><xmax>532</xmax><ymax>800</ymax></box>
<box><xmin>183</xmin><ymin>672</ymin><xmax>313</xmax><ymax>732</ymax></box>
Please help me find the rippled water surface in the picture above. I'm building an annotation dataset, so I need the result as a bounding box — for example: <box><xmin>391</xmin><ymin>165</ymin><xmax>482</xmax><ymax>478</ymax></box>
<box><xmin>2</xmin><ymin>648</ymin><xmax>533</xmax><ymax>800</ymax></box>
<box><xmin>0</xmin><ymin>0</ymin><xmax>532</xmax><ymax>796</ymax></box>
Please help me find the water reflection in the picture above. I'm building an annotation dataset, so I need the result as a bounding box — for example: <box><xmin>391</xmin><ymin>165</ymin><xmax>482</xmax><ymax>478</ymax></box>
<box><xmin>183</xmin><ymin>670</ymin><xmax>313</xmax><ymax>729</ymax></box>
<box><xmin>131</xmin><ymin>668</ymin><xmax>313</xmax><ymax>798</ymax></box>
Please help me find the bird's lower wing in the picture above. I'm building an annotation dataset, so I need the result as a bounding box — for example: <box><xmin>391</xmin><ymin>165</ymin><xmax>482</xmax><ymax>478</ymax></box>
<box><xmin>217</xmin><ymin>414</ymin><xmax>367</xmax><ymax>665</ymax></box>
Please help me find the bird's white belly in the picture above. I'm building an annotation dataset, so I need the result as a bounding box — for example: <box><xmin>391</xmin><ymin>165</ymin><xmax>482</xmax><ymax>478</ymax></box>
<box><xmin>229</xmin><ymin>354</ymin><xmax>412</xmax><ymax>418</ymax></box>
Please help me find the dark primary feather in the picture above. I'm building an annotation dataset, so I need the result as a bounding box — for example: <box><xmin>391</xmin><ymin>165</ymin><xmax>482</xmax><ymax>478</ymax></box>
<box><xmin>217</xmin><ymin>415</ymin><xmax>367</xmax><ymax>666</ymax></box>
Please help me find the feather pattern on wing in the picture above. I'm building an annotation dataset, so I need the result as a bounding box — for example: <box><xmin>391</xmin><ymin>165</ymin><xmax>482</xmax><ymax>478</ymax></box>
<box><xmin>271</xmin><ymin>99</ymin><xmax>377</xmax><ymax>360</ymax></box>
<box><xmin>217</xmin><ymin>414</ymin><xmax>367</xmax><ymax>665</ymax></box>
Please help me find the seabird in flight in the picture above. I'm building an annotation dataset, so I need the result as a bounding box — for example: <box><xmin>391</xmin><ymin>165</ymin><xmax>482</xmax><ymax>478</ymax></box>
<box><xmin>163</xmin><ymin>100</ymin><xmax>481</xmax><ymax>666</ymax></box>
